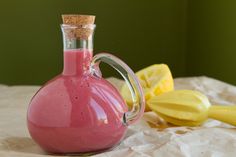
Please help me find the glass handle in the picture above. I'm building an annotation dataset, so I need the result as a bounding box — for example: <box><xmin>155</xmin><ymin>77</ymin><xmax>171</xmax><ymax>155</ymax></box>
<box><xmin>90</xmin><ymin>53</ymin><xmax>145</xmax><ymax>125</ymax></box>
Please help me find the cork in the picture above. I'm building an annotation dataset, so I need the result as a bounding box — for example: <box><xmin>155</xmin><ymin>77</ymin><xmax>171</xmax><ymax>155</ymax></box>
<box><xmin>62</xmin><ymin>14</ymin><xmax>95</xmax><ymax>39</ymax></box>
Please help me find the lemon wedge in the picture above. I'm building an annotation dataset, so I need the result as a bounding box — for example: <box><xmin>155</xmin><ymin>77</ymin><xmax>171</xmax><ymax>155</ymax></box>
<box><xmin>121</xmin><ymin>64</ymin><xmax>174</xmax><ymax>111</ymax></box>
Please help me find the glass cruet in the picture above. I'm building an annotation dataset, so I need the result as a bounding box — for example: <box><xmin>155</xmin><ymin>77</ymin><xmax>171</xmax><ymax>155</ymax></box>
<box><xmin>27</xmin><ymin>14</ymin><xmax>145</xmax><ymax>154</ymax></box>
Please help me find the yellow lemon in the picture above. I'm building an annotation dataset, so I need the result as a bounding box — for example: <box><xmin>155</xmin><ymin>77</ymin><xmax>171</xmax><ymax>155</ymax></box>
<box><xmin>148</xmin><ymin>90</ymin><xmax>236</xmax><ymax>126</ymax></box>
<box><xmin>147</xmin><ymin>90</ymin><xmax>210</xmax><ymax>126</ymax></box>
<box><xmin>121</xmin><ymin>64</ymin><xmax>174</xmax><ymax>111</ymax></box>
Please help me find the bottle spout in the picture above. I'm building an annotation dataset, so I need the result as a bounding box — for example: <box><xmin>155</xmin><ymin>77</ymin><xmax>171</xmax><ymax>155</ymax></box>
<box><xmin>61</xmin><ymin>15</ymin><xmax>96</xmax><ymax>75</ymax></box>
<box><xmin>61</xmin><ymin>14</ymin><xmax>96</xmax><ymax>51</ymax></box>
<box><xmin>61</xmin><ymin>15</ymin><xmax>96</xmax><ymax>40</ymax></box>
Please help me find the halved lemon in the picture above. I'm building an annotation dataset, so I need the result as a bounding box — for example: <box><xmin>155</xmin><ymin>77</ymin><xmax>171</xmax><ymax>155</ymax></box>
<box><xmin>121</xmin><ymin>64</ymin><xmax>174</xmax><ymax>111</ymax></box>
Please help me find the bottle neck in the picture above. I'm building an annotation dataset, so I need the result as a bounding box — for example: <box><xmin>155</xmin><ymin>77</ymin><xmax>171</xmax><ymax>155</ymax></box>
<box><xmin>63</xmin><ymin>48</ymin><xmax>93</xmax><ymax>76</ymax></box>
<box><xmin>63</xmin><ymin>37</ymin><xmax>94</xmax><ymax>51</ymax></box>
<box><xmin>61</xmin><ymin>26</ymin><xmax>94</xmax><ymax>76</ymax></box>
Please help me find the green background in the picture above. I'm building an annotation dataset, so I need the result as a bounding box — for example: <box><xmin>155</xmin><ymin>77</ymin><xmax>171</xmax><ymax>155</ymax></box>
<box><xmin>187</xmin><ymin>0</ymin><xmax>236</xmax><ymax>85</ymax></box>
<box><xmin>0</xmin><ymin>0</ymin><xmax>235</xmax><ymax>85</ymax></box>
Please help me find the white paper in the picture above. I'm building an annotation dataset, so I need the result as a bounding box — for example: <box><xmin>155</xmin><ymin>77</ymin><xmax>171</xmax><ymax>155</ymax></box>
<box><xmin>0</xmin><ymin>76</ymin><xmax>236</xmax><ymax>157</ymax></box>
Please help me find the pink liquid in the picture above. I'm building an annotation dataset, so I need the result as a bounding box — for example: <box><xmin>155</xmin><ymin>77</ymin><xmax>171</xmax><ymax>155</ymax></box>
<box><xmin>27</xmin><ymin>49</ymin><xmax>128</xmax><ymax>153</ymax></box>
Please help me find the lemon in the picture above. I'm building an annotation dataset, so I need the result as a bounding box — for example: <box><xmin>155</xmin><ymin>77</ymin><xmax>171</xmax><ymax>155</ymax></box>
<box><xmin>147</xmin><ymin>90</ymin><xmax>209</xmax><ymax>126</ymax></box>
<box><xmin>121</xmin><ymin>64</ymin><xmax>174</xmax><ymax>111</ymax></box>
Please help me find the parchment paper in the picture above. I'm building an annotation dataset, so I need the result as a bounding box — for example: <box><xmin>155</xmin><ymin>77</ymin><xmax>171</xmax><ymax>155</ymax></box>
<box><xmin>0</xmin><ymin>76</ymin><xmax>236</xmax><ymax>157</ymax></box>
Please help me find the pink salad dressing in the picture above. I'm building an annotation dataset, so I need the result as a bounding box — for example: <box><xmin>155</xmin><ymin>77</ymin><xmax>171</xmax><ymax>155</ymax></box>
<box><xmin>27</xmin><ymin>49</ymin><xmax>128</xmax><ymax>153</ymax></box>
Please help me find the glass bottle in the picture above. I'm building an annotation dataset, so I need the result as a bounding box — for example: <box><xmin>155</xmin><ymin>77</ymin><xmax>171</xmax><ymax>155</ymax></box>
<box><xmin>27</xmin><ymin>15</ymin><xmax>145</xmax><ymax>154</ymax></box>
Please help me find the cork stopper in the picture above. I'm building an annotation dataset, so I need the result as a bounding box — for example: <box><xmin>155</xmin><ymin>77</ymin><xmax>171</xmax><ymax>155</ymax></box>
<box><xmin>62</xmin><ymin>14</ymin><xmax>95</xmax><ymax>39</ymax></box>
